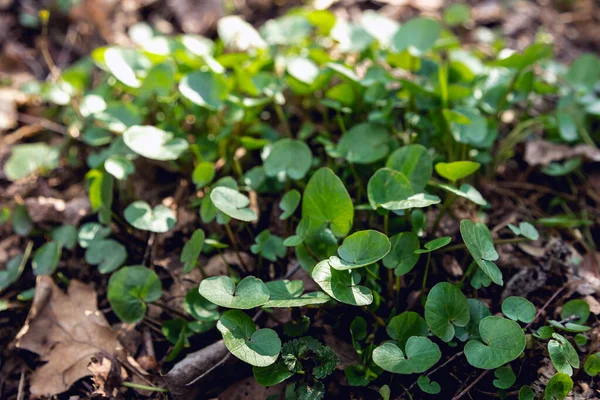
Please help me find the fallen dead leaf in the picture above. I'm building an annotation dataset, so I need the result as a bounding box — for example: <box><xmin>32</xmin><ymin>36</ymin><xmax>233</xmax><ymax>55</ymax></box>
<box><xmin>24</xmin><ymin>195</ymin><xmax>91</xmax><ymax>225</ymax></box>
<box><xmin>524</xmin><ymin>140</ymin><xmax>600</xmax><ymax>166</ymax></box>
<box><xmin>584</xmin><ymin>295</ymin><xmax>600</xmax><ymax>315</ymax></box>
<box><xmin>15</xmin><ymin>276</ymin><xmax>129</xmax><ymax>397</ymax></box>
<box><xmin>88</xmin><ymin>352</ymin><xmax>127</xmax><ymax>398</ymax></box>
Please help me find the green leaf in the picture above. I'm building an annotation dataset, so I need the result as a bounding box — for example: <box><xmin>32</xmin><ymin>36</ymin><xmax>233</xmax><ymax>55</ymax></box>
<box><xmin>0</xmin><ymin>253</ymin><xmax>27</xmax><ymax>292</ymax></box>
<box><xmin>104</xmin><ymin>155</ymin><xmax>135</xmax><ymax>180</ymax></box>
<box><xmin>387</xmin><ymin>311</ymin><xmax>429</xmax><ymax>350</ymax></box>
<box><xmin>284</xmin><ymin>316</ymin><xmax>311</xmax><ymax>337</ymax></box>
<box><xmin>253</xmin><ymin>361</ymin><xmax>294</xmax><ymax>386</ymax></box>
<box><xmin>565</xmin><ymin>53</ymin><xmax>600</xmax><ymax>90</ymax></box>
<box><xmin>32</xmin><ymin>241</ymin><xmax>62</xmax><ymax>276</ymax></box>
<box><xmin>449</xmin><ymin>107</ymin><xmax>488</xmax><ymax>147</ymax></box>
<box><xmin>534</xmin><ymin>326</ymin><xmax>555</xmax><ymax>339</ymax></box>
<box><xmin>544</xmin><ymin>373</ymin><xmax>573</xmax><ymax>400</ymax></box>
<box><xmin>574</xmin><ymin>333</ymin><xmax>587</xmax><ymax>346</ymax></box>
<box><xmin>415</xmin><ymin>237</ymin><xmax>451</xmax><ymax>254</ymax></box>
<box><xmin>386</xmin><ymin>144</ymin><xmax>433</xmax><ymax>193</ymax></box>
<box><xmin>107</xmin><ymin>266</ymin><xmax>162</xmax><ymax>323</ymax></box>
<box><xmin>584</xmin><ymin>353</ymin><xmax>600</xmax><ymax>376</ymax></box>
<box><xmin>337</xmin><ymin>123</ymin><xmax>390</xmax><ymax>164</ymax></box>
<box><xmin>548</xmin><ymin>333</ymin><xmax>579</xmax><ymax>376</ymax></box>
<box><xmin>443</xmin><ymin>3</ymin><xmax>470</xmax><ymax>26</ymax></box>
<box><xmin>12</xmin><ymin>205</ymin><xmax>32</xmax><ymax>237</ymax></box>
<box><xmin>287</xmin><ymin>57</ymin><xmax>320</xmax><ymax>85</ymax></box>
<box><xmin>4</xmin><ymin>143</ymin><xmax>60</xmax><ymax>181</ymax></box>
<box><xmin>280</xmin><ymin>190</ymin><xmax>301</xmax><ymax>220</ymax></box>
<box><xmin>381</xmin><ymin>193</ymin><xmax>441</xmax><ymax>211</ymax></box>
<box><xmin>379</xmin><ymin>385</ymin><xmax>391</xmax><ymax>400</ymax></box>
<box><xmin>210</xmin><ymin>187</ymin><xmax>257</xmax><ymax>222</ymax></box>
<box><xmin>392</xmin><ymin>18</ymin><xmax>441</xmax><ymax>56</ymax></box>
<box><xmin>85</xmin><ymin>239</ymin><xmax>127</xmax><ymax>273</ymax></box>
<box><xmin>87</xmin><ymin>169</ymin><xmax>113</xmax><ymax>224</ymax></box>
<box><xmin>264</xmin><ymin>280</ymin><xmax>330</xmax><ymax>308</ymax></box>
<box><xmin>199</xmin><ymin>276</ymin><xmax>270</xmax><ymax>309</ymax></box>
<box><xmin>261</xmin><ymin>14</ymin><xmax>312</xmax><ymax>45</ymax></box>
<box><xmin>51</xmin><ymin>225</ymin><xmax>77</xmax><ymax>250</ymax></box>
<box><xmin>251</xmin><ymin>230</ymin><xmax>286</xmax><ymax>262</ymax></box>
<box><xmin>542</xmin><ymin>158</ymin><xmax>581</xmax><ymax>177</ymax></box>
<box><xmin>367</xmin><ymin>168</ymin><xmax>413</xmax><ymax>210</ymax></box>
<box><xmin>493</xmin><ymin>366</ymin><xmax>516</xmax><ymax>389</ymax></box>
<box><xmin>456</xmin><ymin>298</ymin><xmax>492</xmax><ymax>341</ymax></box>
<box><xmin>123</xmin><ymin>125</ymin><xmax>189</xmax><ymax>161</ymax></box>
<box><xmin>350</xmin><ymin>316</ymin><xmax>367</xmax><ymax>341</ymax></box>
<box><xmin>302</xmin><ymin>168</ymin><xmax>354</xmax><ymax>237</ymax></box>
<box><xmin>329</xmin><ymin>230</ymin><xmax>390</xmax><ymax>270</ymax></box>
<box><xmin>435</xmin><ymin>161</ymin><xmax>480</xmax><ymax>182</ymax></box>
<box><xmin>78</xmin><ymin>222</ymin><xmax>111</xmax><ymax>248</ymax></box>
<box><xmin>502</xmin><ymin>296</ymin><xmax>536</xmax><ymax>323</ymax></box>
<box><xmin>460</xmin><ymin>220</ymin><xmax>502</xmax><ymax>285</ymax></box>
<box><xmin>124</xmin><ymin>201</ymin><xmax>176</xmax><ymax>233</ymax></box>
<box><xmin>383</xmin><ymin>232</ymin><xmax>420</xmax><ymax>276</ymax></box>
<box><xmin>560</xmin><ymin>299</ymin><xmax>590</xmax><ymax>324</ymax></box>
<box><xmin>218</xmin><ymin>16</ymin><xmax>266</xmax><ymax>50</ymax></box>
<box><xmin>372</xmin><ymin>337</ymin><xmax>441</xmax><ymax>374</ymax></box>
<box><xmin>519</xmin><ymin>386</ymin><xmax>535</xmax><ymax>400</ymax></box>
<box><xmin>417</xmin><ymin>375</ymin><xmax>441</xmax><ymax>394</ymax></box>
<box><xmin>179</xmin><ymin>71</ymin><xmax>228</xmax><ymax>111</ymax></box>
<box><xmin>181</xmin><ymin>229</ymin><xmax>205</xmax><ymax>273</ymax></box>
<box><xmin>104</xmin><ymin>47</ymin><xmax>150</xmax><ymax>88</ymax></box>
<box><xmin>508</xmin><ymin>222</ymin><xmax>539</xmax><ymax>240</ymax></box>
<box><xmin>464</xmin><ymin>316</ymin><xmax>526</xmax><ymax>369</ymax></box>
<box><xmin>425</xmin><ymin>282</ymin><xmax>470</xmax><ymax>342</ymax></box>
<box><xmin>437</xmin><ymin>183</ymin><xmax>487</xmax><ymax>206</ymax></box>
<box><xmin>217</xmin><ymin>310</ymin><xmax>281</xmax><ymax>367</ymax></box>
<box><xmin>183</xmin><ymin>289</ymin><xmax>219</xmax><ymax>322</ymax></box>
<box><xmin>311</xmin><ymin>260</ymin><xmax>373</xmax><ymax>306</ymax></box>
<box><xmin>192</xmin><ymin>162</ymin><xmax>215</xmax><ymax>188</ymax></box>
<box><xmin>264</xmin><ymin>139</ymin><xmax>312</xmax><ymax>180</ymax></box>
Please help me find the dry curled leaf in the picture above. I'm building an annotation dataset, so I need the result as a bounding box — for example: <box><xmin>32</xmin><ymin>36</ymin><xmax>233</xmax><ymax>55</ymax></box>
<box><xmin>15</xmin><ymin>276</ymin><xmax>128</xmax><ymax>397</ymax></box>
<box><xmin>525</xmin><ymin>140</ymin><xmax>600</xmax><ymax>166</ymax></box>
<box><xmin>88</xmin><ymin>353</ymin><xmax>127</xmax><ymax>398</ymax></box>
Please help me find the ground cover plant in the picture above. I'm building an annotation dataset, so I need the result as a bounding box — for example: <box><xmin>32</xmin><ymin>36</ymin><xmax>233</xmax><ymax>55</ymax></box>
<box><xmin>0</xmin><ymin>1</ymin><xmax>599</xmax><ymax>399</ymax></box>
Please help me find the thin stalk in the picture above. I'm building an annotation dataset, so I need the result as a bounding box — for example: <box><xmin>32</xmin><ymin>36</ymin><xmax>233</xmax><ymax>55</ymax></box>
<box><xmin>274</xmin><ymin>103</ymin><xmax>292</xmax><ymax>138</ymax></box>
<box><xmin>336</xmin><ymin>110</ymin><xmax>347</xmax><ymax>134</ymax></box>
<box><xmin>224</xmin><ymin>223</ymin><xmax>249</xmax><ymax>271</ymax></box>
<box><xmin>383</xmin><ymin>212</ymin><xmax>389</xmax><ymax>235</ymax></box>
<box><xmin>421</xmin><ymin>252</ymin><xmax>432</xmax><ymax>293</ymax></box>
<box><xmin>363</xmin><ymin>306</ymin><xmax>386</xmax><ymax>327</ymax></box>
<box><xmin>496</xmin><ymin>68</ymin><xmax>522</xmax><ymax>119</ymax></box>
<box><xmin>459</xmin><ymin>262</ymin><xmax>477</xmax><ymax>285</ymax></box>
<box><xmin>348</xmin><ymin>162</ymin><xmax>364</xmax><ymax>202</ymax></box>
<box><xmin>440</xmin><ymin>237</ymin><xmax>531</xmax><ymax>253</ymax></box>
<box><xmin>122</xmin><ymin>382</ymin><xmax>168</xmax><ymax>393</ymax></box>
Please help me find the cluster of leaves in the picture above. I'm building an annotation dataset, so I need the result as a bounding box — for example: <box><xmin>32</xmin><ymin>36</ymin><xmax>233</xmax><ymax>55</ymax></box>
<box><xmin>2</xmin><ymin>2</ymin><xmax>599</xmax><ymax>398</ymax></box>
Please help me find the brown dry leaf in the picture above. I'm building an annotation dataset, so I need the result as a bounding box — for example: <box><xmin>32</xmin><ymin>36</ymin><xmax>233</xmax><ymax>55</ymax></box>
<box><xmin>524</xmin><ymin>140</ymin><xmax>600</xmax><ymax>166</ymax></box>
<box><xmin>584</xmin><ymin>295</ymin><xmax>600</xmax><ymax>315</ymax></box>
<box><xmin>24</xmin><ymin>195</ymin><xmax>91</xmax><ymax>225</ymax></box>
<box><xmin>15</xmin><ymin>276</ymin><xmax>128</xmax><ymax>397</ymax></box>
<box><xmin>167</xmin><ymin>0</ymin><xmax>223</xmax><ymax>34</ymax></box>
<box><xmin>88</xmin><ymin>353</ymin><xmax>127</xmax><ymax>398</ymax></box>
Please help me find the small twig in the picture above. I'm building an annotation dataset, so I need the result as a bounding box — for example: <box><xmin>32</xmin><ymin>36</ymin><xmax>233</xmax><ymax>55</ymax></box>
<box><xmin>16</xmin><ymin>366</ymin><xmax>25</xmax><ymax>400</ymax></box>
<box><xmin>186</xmin><ymin>353</ymin><xmax>232</xmax><ymax>386</ymax></box>
<box><xmin>452</xmin><ymin>370</ymin><xmax>489</xmax><ymax>400</ymax></box>
<box><xmin>143</xmin><ymin>327</ymin><xmax>156</xmax><ymax>359</ymax></box>
<box><xmin>224</xmin><ymin>223</ymin><xmax>249</xmax><ymax>271</ymax></box>
<box><xmin>525</xmin><ymin>286</ymin><xmax>567</xmax><ymax>330</ymax></box>
<box><xmin>143</xmin><ymin>233</ymin><xmax>156</xmax><ymax>266</ymax></box>
<box><xmin>17</xmin><ymin>113</ymin><xmax>68</xmax><ymax>135</ymax></box>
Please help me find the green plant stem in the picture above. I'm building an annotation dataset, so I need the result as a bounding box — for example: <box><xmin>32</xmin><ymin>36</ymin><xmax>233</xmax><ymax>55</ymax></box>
<box><xmin>394</xmin><ymin>275</ymin><xmax>401</xmax><ymax>308</ymax></box>
<box><xmin>431</xmin><ymin>194</ymin><xmax>456</xmax><ymax>234</ymax></box>
<box><xmin>336</xmin><ymin>110</ymin><xmax>347</xmax><ymax>134</ymax></box>
<box><xmin>348</xmin><ymin>162</ymin><xmax>364</xmax><ymax>202</ymax></box>
<box><xmin>495</xmin><ymin>68</ymin><xmax>522</xmax><ymax>119</ymax></box>
<box><xmin>224</xmin><ymin>223</ymin><xmax>249</xmax><ymax>271</ymax></box>
<box><xmin>459</xmin><ymin>262</ymin><xmax>476</xmax><ymax>285</ymax></box>
<box><xmin>274</xmin><ymin>103</ymin><xmax>292</xmax><ymax>138</ymax></box>
<box><xmin>363</xmin><ymin>306</ymin><xmax>386</xmax><ymax>327</ymax></box>
<box><xmin>383</xmin><ymin>212</ymin><xmax>389</xmax><ymax>236</ymax></box>
<box><xmin>421</xmin><ymin>252</ymin><xmax>432</xmax><ymax>293</ymax></box>
<box><xmin>122</xmin><ymin>382</ymin><xmax>168</xmax><ymax>393</ymax></box>
<box><xmin>440</xmin><ymin>237</ymin><xmax>531</xmax><ymax>253</ymax></box>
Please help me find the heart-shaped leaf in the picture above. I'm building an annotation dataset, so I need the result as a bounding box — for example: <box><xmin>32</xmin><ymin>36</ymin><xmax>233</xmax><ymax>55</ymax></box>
<box><xmin>418</xmin><ymin>375</ymin><xmax>441</xmax><ymax>394</ymax></box>
<box><xmin>493</xmin><ymin>366</ymin><xmax>516</xmax><ymax>389</ymax></box>
<box><xmin>251</xmin><ymin>230</ymin><xmax>286</xmax><ymax>262</ymax></box>
<box><xmin>311</xmin><ymin>260</ymin><xmax>373</xmax><ymax>306</ymax></box>
<box><xmin>382</xmin><ymin>193</ymin><xmax>441</xmax><ymax>211</ymax></box>
<box><xmin>192</xmin><ymin>162</ymin><xmax>216</xmax><ymax>188</ymax></box>
<box><xmin>548</xmin><ymin>333</ymin><xmax>580</xmax><ymax>376</ymax></box>
<box><xmin>181</xmin><ymin>229</ymin><xmax>205</xmax><ymax>273</ymax></box>
<box><xmin>367</xmin><ymin>168</ymin><xmax>413</xmax><ymax>210</ymax></box>
<box><xmin>263</xmin><ymin>280</ymin><xmax>330</xmax><ymax>308</ymax></box>
<box><xmin>387</xmin><ymin>311</ymin><xmax>429</xmax><ymax>350</ymax></box>
<box><xmin>184</xmin><ymin>289</ymin><xmax>220</xmax><ymax>322</ymax></box>
<box><xmin>383</xmin><ymin>232</ymin><xmax>420</xmax><ymax>276</ymax></box>
<box><xmin>391</xmin><ymin>18</ymin><xmax>440</xmax><ymax>56</ymax></box>
<box><xmin>4</xmin><ymin>143</ymin><xmax>60</xmax><ymax>181</ymax></box>
<box><xmin>508</xmin><ymin>222</ymin><xmax>539</xmax><ymax>240</ymax></box>
<box><xmin>210</xmin><ymin>187</ymin><xmax>257</xmax><ymax>222</ymax></box>
<box><xmin>217</xmin><ymin>310</ymin><xmax>281</xmax><ymax>367</ymax></box>
<box><xmin>329</xmin><ymin>230</ymin><xmax>391</xmax><ymax>270</ymax></box>
<box><xmin>336</xmin><ymin>123</ymin><xmax>390</xmax><ymax>164</ymax></box>
<box><xmin>460</xmin><ymin>220</ymin><xmax>502</xmax><ymax>285</ymax></box>
<box><xmin>179</xmin><ymin>70</ymin><xmax>228</xmax><ymax>111</ymax></box>
<box><xmin>386</xmin><ymin>144</ymin><xmax>433</xmax><ymax>193</ymax></box>
<box><xmin>253</xmin><ymin>361</ymin><xmax>294</xmax><ymax>386</ymax></box>
<box><xmin>544</xmin><ymin>373</ymin><xmax>573</xmax><ymax>400</ymax></box>
<box><xmin>560</xmin><ymin>299</ymin><xmax>590</xmax><ymax>324</ymax></box>
<box><xmin>123</xmin><ymin>125</ymin><xmax>189</xmax><ymax>161</ymax></box>
<box><xmin>455</xmin><ymin>298</ymin><xmax>492</xmax><ymax>341</ymax></box>
<box><xmin>415</xmin><ymin>236</ymin><xmax>451</xmax><ymax>254</ymax></box>
<box><xmin>502</xmin><ymin>296</ymin><xmax>536</xmax><ymax>323</ymax></box>
<box><xmin>51</xmin><ymin>225</ymin><xmax>77</xmax><ymax>250</ymax></box>
<box><xmin>32</xmin><ymin>241</ymin><xmax>62</xmax><ymax>276</ymax></box>
<box><xmin>438</xmin><ymin>183</ymin><xmax>487</xmax><ymax>206</ymax></box>
<box><xmin>78</xmin><ymin>222</ymin><xmax>111</xmax><ymax>248</ymax></box>
<box><xmin>302</xmin><ymin>168</ymin><xmax>354</xmax><ymax>237</ymax></box>
<box><xmin>264</xmin><ymin>139</ymin><xmax>312</xmax><ymax>180</ymax></box>
<box><xmin>199</xmin><ymin>276</ymin><xmax>270</xmax><ymax>309</ymax></box>
<box><xmin>85</xmin><ymin>239</ymin><xmax>127</xmax><ymax>273</ymax></box>
<box><xmin>425</xmin><ymin>282</ymin><xmax>470</xmax><ymax>342</ymax></box>
<box><xmin>372</xmin><ymin>337</ymin><xmax>441</xmax><ymax>374</ymax></box>
<box><xmin>103</xmin><ymin>47</ymin><xmax>150</xmax><ymax>88</ymax></box>
<box><xmin>519</xmin><ymin>385</ymin><xmax>535</xmax><ymax>400</ymax></box>
<box><xmin>107</xmin><ymin>266</ymin><xmax>162</xmax><ymax>323</ymax></box>
<box><xmin>464</xmin><ymin>316</ymin><xmax>526</xmax><ymax>369</ymax></box>
<box><xmin>124</xmin><ymin>201</ymin><xmax>177</xmax><ymax>233</ymax></box>
<box><xmin>435</xmin><ymin>161</ymin><xmax>480</xmax><ymax>182</ymax></box>
<box><xmin>279</xmin><ymin>190</ymin><xmax>301</xmax><ymax>220</ymax></box>
<box><xmin>584</xmin><ymin>353</ymin><xmax>600</xmax><ymax>376</ymax></box>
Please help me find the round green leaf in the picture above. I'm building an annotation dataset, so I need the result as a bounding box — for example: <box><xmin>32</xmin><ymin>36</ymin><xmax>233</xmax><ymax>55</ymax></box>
<box><xmin>104</xmin><ymin>47</ymin><xmax>151</xmax><ymax>88</ymax></box>
<box><xmin>372</xmin><ymin>337</ymin><xmax>441</xmax><ymax>374</ymax></box>
<box><xmin>417</xmin><ymin>375</ymin><xmax>441</xmax><ymax>394</ymax></box>
<box><xmin>251</xmin><ymin>230</ymin><xmax>286</xmax><ymax>262</ymax></box>
<box><xmin>123</xmin><ymin>125</ymin><xmax>188</xmax><ymax>161</ymax></box>
<box><xmin>493</xmin><ymin>366</ymin><xmax>516</xmax><ymax>389</ymax></box>
<box><xmin>199</xmin><ymin>276</ymin><xmax>270</xmax><ymax>309</ymax></box>
<box><xmin>502</xmin><ymin>296</ymin><xmax>536</xmax><ymax>323</ymax></box>
<box><xmin>263</xmin><ymin>280</ymin><xmax>330</xmax><ymax>308</ymax></box>
<box><xmin>548</xmin><ymin>333</ymin><xmax>580</xmax><ymax>376</ymax></box>
<box><xmin>415</xmin><ymin>236</ymin><xmax>452</xmax><ymax>254</ymax></box>
<box><xmin>435</xmin><ymin>161</ymin><xmax>480</xmax><ymax>182</ymax></box>
<box><xmin>210</xmin><ymin>187</ymin><xmax>257</xmax><ymax>222</ymax></box>
<box><xmin>0</xmin><ymin>253</ymin><xmax>26</xmax><ymax>292</ymax></box>
<box><xmin>449</xmin><ymin>107</ymin><xmax>488</xmax><ymax>146</ymax></box>
<box><xmin>192</xmin><ymin>162</ymin><xmax>216</xmax><ymax>188</ymax></box>
<box><xmin>78</xmin><ymin>222</ymin><xmax>111</xmax><ymax>248</ymax></box>
<box><xmin>302</xmin><ymin>168</ymin><xmax>354</xmax><ymax>237</ymax></box>
<box><xmin>32</xmin><ymin>241</ymin><xmax>61</xmax><ymax>276</ymax></box>
<box><xmin>460</xmin><ymin>219</ymin><xmax>502</xmax><ymax>285</ymax></box>
<box><xmin>217</xmin><ymin>310</ymin><xmax>281</xmax><ymax>367</ymax></box>
<box><xmin>392</xmin><ymin>18</ymin><xmax>440</xmax><ymax>56</ymax></box>
<box><xmin>4</xmin><ymin>143</ymin><xmax>60</xmax><ymax>181</ymax></box>
<box><xmin>124</xmin><ymin>201</ymin><xmax>177</xmax><ymax>233</ymax></box>
<box><xmin>253</xmin><ymin>361</ymin><xmax>294</xmax><ymax>386</ymax></box>
<box><xmin>264</xmin><ymin>139</ymin><xmax>312</xmax><ymax>180</ymax></box>
<box><xmin>107</xmin><ymin>266</ymin><xmax>162</xmax><ymax>323</ymax></box>
<box><xmin>438</xmin><ymin>183</ymin><xmax>487</xmax><ymax>206</ymax></box>
<box><xmin>85</xmin><ymin>239</ymin><xmax>127</xmax><ymax>273</ymax></box>
<box><xmin>443</xmin><ymin>3</ymin><xmax>470</xmax><ymax>26</ymax></box>
<box><xmin>367</xmin><ymin>168</ymin><xmax>413</xmax><ymax>210</ymax></box>
<box><xmin>386</xmin><ymin>145</ymin><xmax>433</xmax><ymax>193</ymax></box>
<box><xmin>464</xmin><ymin>316</ymin><xmax>526</xmax><ymax>369</ymax></box>
<box><xmin>383</xmin><ymin>232</ymin><xmax>420</xmax><ymax>276</ymax></box>
<box><xmin>184</xmin><ymin>289</ymin><xmax>220</xmax><ymax>322</ymax></box>
<box><xmin>311</xmin><ymin>260</ymin><xmax>373</xmax><ymax>306</ymax></box>
<box><xmin>104</xmin><ymin>155</ymin><xmax>135</xmax><ymax>180</ymax></box>
<box><xmin>425</xmin><ymin>282</ymin><xmax>470</xmax><ymax>342</ymax></box>
<box><xmin>508</xmin><ymin>222</ymin><xmax>539</xmax><ymax>240</ymax></box>
<box><xmin>584</xmin><ymin>353</ymin><xmax>600</xmax><ymax>376</ymax></box>
<box><xmin>179</xmin><ymin>71</ymin><xmax>227</xmax><ymax>111</ymax></box>
<box><xmin>456</xmin><ymin>298</ymin><xmax>492</xmax><ymax>341</ymax></box>
<box><xmin>544</xmin><ymin>373</ymin><xmax>573</xmax><ymax>400</ymax></box>
<box><xmin>519</xmin><ymin>386</ymin><xmax>535</xmax><ymax>400</ymax></box>
<box><xmin>287</xmin><ymin>57</ymin><xmax>320</xmax><ymax>85</ymax></box>
<box><xmin>560</xmin><ymin>299</ymin><xmax>590</xmax><ymax>325</ymax></box>
<box><xmin>387</xmin><ymin>311</ymin><xmax>429</xmax><ymax>350</ymax></box>
<box><xmin>337</xmin><ymin>123</ymin><xmax>390</xmax><ymax>164</ymax></box>
<box><xmin>181</xmin><ymin>229</ymin><xmax>205</xmax><ymax>273</ymax></box>
<box><xmin>329</xmin><ymin>230</ymin><xmax>391</xmax><ymax>270</ymax></box>
<box><xmin>279</xmin><ymin>190</ymin><xmax>301</xmax><ymax>220</ymax></box>
<box><xmin>51</xmin><ymin>224</ymin><xmax>77</xmax><ymax>250</ymax></box>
